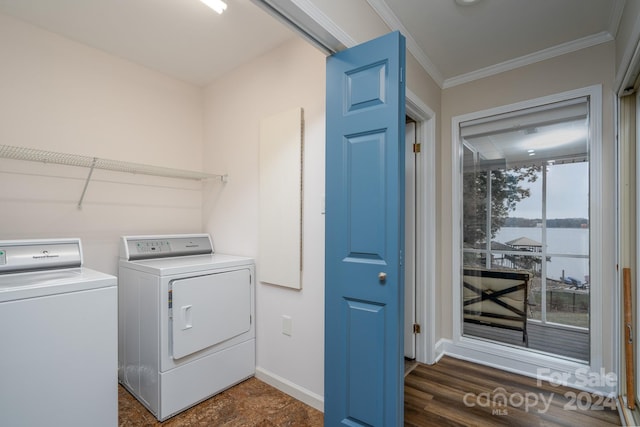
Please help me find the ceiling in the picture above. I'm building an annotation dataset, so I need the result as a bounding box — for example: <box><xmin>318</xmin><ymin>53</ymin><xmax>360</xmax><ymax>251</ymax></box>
<box><xmin>376</xmin><ymin>0</ymin><xmax>623</xmax><ymax>86</ymax></box>
<box><xmin>0</xmin><ymin>0</ymin><xmax>296</xmax><ymax>86</ymax></box>
<box><xmin>0</xmin><ymin>0</ymin><xmax>626</xmax><ymax>87</ymax></box>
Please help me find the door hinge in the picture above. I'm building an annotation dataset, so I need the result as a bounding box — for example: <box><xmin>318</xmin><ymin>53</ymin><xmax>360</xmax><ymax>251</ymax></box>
<box><xmin>413</xmin><ymin>323</ymin><xmax>421</xmax><ymax>334</ymax></box>
<box><xmin>413</xmin><ymin>143</ymin><xmax>421</xmax><ymax>153</ymax></box>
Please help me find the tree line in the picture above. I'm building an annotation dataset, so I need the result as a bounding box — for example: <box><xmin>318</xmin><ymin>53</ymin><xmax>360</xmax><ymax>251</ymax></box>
<box><xmin>504</xmin><ymin>217</ymin><xmax>589</xmax><ymax>228</ymax></box>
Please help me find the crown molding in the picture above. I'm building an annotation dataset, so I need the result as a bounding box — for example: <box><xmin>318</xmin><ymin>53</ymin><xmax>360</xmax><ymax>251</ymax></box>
<box><xmin>608</xmin><ymin>0</ymin><xmax>626</xmax><ymax>38</ymax></box>
<box><xmin>614</xmin><ymin>1</ymin><xmax>640</xmax><ymax>93</ymax></box>
<box><xmin>364</xmin><ymin>0</ymin><xmax>617</xmax><ymax>90</ymax></box>
<box><xmin>443</xmin><ymin>31</ymin><xmax>614</xmax><ymax>89</ymax></box>
<box><xmin>274</xmin><ymin>0</ymin><xmax>618</xmax><ymax>90</ymax></box>
<box><xmin>365</xmin><ymin>0</ymin><xmax>444</xmax><ymax>87</ymax></box>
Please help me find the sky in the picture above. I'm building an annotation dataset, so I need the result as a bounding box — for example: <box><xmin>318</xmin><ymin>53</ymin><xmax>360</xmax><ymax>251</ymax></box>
<box><xmin>508</xmin><ymin>162</ymin><xmax>589</xmax><ymax>219</ymax></box>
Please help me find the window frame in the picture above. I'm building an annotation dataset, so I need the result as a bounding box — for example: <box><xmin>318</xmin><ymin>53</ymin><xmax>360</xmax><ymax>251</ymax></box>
<box><xmin>450</xmin><ymin>85</ymin><xmax>607</xmax><ymax>392</ymax></box>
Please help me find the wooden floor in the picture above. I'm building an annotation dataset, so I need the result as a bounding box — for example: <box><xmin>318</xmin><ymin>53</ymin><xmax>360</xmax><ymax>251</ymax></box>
<box><xmin>405</xmin><ymin>356</ymin><xmax>621</xmax><ymax>427</ymax></box>
<box><xmin>464</xmin><ymin>320</ymin><xmax>589</xmax><ymax>361</ymax></box>
<box><xmin>120</xmin><ymin>357</ymin><xmax>620</xmax><ymax>426</ymax></box>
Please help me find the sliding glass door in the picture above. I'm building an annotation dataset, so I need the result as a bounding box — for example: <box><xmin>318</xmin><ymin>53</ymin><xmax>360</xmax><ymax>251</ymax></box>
<box><xmin>460</xmin><ymin>97</ymin><xmax>590</xmax><ymax>361</ymax></box>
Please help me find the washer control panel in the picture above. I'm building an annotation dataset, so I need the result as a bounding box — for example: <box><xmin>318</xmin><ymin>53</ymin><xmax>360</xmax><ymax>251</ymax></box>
<box><xmin>0</xmin><ymin>239</ymin><xmax>83</xmax><ymax>273</ymax></box>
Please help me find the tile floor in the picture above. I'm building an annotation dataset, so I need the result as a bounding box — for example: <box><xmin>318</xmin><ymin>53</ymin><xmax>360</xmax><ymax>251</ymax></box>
<box><xmin>118</xmin><ymin>377</ymin><xmax>323</xmax><ymax>426</ymax></box>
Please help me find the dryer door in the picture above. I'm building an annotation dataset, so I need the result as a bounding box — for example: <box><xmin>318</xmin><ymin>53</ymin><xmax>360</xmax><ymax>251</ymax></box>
<box><xmin>171</xmin><ymin>269</ymin><xmax>251</xmax><ymax>360</ymax></box>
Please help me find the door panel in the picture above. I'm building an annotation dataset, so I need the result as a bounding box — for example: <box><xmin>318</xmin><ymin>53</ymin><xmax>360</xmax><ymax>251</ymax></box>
<box><xmin>325</xmin><ymin>31</ymin><xmax>406</xmax><ymax>426</ymax></box>
<box><xmin>171</xmin><ymin>269</ymin><xmax>250</xmax><ymax>360</ymax></box>
<box><xmin>346</xmin><ymin>131</ymin><xmax>387</xmax><ymax>261</ymax></box>
<box><xmin>345</xmin><ymin>300</ymin><xmax>385</xmax><ymax>425</ymax></box>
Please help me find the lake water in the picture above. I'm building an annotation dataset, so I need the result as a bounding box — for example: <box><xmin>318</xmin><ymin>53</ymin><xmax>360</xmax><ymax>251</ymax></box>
<box><xmin>494</xmin><ymin>227</ymin><xmax>589</xmax><ymax>283</ymax></box>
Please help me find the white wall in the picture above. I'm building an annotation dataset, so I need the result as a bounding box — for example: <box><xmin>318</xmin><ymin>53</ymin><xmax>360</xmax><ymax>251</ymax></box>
<box><xmin>0</xmin><ymin>13</ymin><xmax>207</xmax><ymax>274</ymax></box>
<box><xmin>203</xmin><ymin>37</ymin><xmax>326</xmax><ymax>405</ymax></box>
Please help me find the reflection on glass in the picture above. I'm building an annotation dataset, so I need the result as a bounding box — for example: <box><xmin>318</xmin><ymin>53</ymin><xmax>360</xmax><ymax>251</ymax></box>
<box><xmin>460</xmin><ymin>98</ymin><xmax>590</xmax><ymax>362</ymax></box>
<box><xmin>462</xmin><ymin>145</ymin><xmax>487</xmax><ymax>250</ymax></box>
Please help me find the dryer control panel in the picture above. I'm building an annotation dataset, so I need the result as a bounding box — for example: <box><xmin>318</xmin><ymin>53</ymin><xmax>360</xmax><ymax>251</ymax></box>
<box><xmin>134</xmin><ymin>240</ymin><xmax>171</xmax><ymax>256</ymax></box>
<box><xmin>121</xmin><ymin>234</ymin><xmax>214</xmax><ymax>261</ymax></box>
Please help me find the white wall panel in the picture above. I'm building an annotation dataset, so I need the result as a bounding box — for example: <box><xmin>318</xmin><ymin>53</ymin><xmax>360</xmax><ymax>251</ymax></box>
<box><xmin>259</xmin><ymin>107</ymin><xmax>303</xmax><ymax>289</ymax></box>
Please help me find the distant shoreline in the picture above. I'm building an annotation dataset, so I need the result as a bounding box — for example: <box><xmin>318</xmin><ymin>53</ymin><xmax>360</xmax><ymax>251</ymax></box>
<box><xmin>504</xmin><ymin>217</ymin><xmax>588</xmax><ymax>228</ymax></box>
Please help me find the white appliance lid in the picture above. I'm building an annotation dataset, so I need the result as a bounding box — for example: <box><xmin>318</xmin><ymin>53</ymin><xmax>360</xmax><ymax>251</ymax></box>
<box><xmin>119</xmin><ymin>253</ymin><xmax>254</xmax><ymax>276</ymax></box>
<box><xmin>0</xmin><ymin>267</ymin><xmax>116</xmax><ymax>303</ymax></box>
<box><xmin>0</xmin><ymin>239</ymin><xmax>116</xmax><ymax>302</ymax></box>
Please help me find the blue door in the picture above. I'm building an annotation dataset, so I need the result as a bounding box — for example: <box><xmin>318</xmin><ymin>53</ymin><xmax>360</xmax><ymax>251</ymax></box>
<box><xmin>325</xmin><ymin>31</ymin><xmax>406</xmax><ymax>426</ymax></box>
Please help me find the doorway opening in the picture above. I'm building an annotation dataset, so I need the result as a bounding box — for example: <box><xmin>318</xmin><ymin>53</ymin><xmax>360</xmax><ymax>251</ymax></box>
<box><xmin>404</xmin><ymin>93</ymin><xmax>437</xmax><ymax>365</ymax></box>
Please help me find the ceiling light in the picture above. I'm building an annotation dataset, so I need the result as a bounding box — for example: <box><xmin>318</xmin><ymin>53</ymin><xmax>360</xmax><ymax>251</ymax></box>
<box><xmin>526</xmin><ymin>128</ymin><xmax>587</xmax><ymax>150</ymax></box>
<box><xmin>455</xmin><ymin>0</ymin><xmax>482</xmax><ymax>5</ymax></box>
<box><xmin>200</xmin><ymin>0</ymin><xmax>227</xmax><ymax>14</ymax></box>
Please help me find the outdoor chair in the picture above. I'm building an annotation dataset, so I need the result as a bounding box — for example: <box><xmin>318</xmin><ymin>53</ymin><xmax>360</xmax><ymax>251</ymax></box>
<box><xmin>463</xmin><ymin>268</ymin><xmax>530</xmax><ymax>346</ymax></box>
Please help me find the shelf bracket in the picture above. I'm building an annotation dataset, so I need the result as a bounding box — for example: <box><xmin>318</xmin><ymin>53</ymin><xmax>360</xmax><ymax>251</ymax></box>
<box><xmin>78</xmin><ymin>157</ymin><xmax>97</xmax><ymax>209</ymax></box>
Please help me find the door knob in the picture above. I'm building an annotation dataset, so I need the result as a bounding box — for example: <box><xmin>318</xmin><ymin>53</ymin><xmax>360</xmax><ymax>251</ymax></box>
<box><xmin>378</xmin><ymin>272</ymin><xmax>387</xmax><ymax>282</ymax></box>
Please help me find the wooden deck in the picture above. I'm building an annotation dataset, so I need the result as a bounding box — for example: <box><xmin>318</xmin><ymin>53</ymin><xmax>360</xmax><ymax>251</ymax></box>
<box><xmin>464</xmin><ymin>320</ymin><xmax>589</xmax><ymax>361</ymax></box>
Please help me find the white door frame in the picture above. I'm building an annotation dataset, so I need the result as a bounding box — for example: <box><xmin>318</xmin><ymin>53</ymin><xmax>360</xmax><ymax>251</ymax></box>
<box><xmin>405</xmin><ymin>119</ymin><xmax>417</xmax><ymax>359</ymax></box>
<box><xmin>406</xmin><ymin>90</ymin><xmax>438</xmax><ymax>365</ymax></box>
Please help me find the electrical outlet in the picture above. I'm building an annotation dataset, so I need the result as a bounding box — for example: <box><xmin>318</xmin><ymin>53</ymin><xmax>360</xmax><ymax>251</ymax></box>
<box><xmin>282</xmin><ymin>315</ymin><xmax>293</xmax><ymax>336</ymax></box>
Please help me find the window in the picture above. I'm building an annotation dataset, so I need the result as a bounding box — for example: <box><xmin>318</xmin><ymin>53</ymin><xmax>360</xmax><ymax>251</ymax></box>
<box><xmin>459</xmin><ymin>97</ymin><xmax>590</xmax><ymax>361</ymax></box>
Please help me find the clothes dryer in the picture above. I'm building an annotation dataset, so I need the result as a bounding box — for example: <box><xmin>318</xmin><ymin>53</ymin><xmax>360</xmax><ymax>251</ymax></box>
<box><xmin>118</xmin><ymin>234</ymin><xmax>255</xmax><ymax>421</ymax></box>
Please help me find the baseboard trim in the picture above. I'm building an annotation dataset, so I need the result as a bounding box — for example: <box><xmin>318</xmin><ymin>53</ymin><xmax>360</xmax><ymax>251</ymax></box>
<box><xmin>254</xmin><ymin>366</ymin><xmax>324</xmax><ymax>412</ymax></box>
<box><xmin>434</xmin><ymin>338</ymin><xmax>450</xmax><ymax>363</ymax></box>
<box><xmin>442</xmin><ymin>337</ymin><xmax>616</xmax><ymax>396</ymax></box>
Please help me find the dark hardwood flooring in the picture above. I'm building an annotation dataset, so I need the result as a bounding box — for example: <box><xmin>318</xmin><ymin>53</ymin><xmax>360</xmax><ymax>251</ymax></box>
<box><xmin>405</xmin><ymin>356</ymin><xmax>621</xmax><ymax>427</ymax></box>
<box><xmin>118</xmin><ymin>378</ymin><xmax>323</xmax><ymax>426</ymax></box>
<box><xmin>119</xmin><ymin>357</ymin><xmax>621</xmax><ymax>426</ymax></box>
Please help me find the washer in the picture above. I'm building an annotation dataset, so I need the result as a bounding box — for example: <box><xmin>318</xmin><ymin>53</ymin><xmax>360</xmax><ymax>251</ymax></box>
<box><xmin>118</xmin><ymin>234</ymin><xmax>255</xmax><ymax>421</ymax></box>
<box><xmin>0</xmin><ymin>239</ymin><xmax>117</xmax><ymax>427</ymax></box>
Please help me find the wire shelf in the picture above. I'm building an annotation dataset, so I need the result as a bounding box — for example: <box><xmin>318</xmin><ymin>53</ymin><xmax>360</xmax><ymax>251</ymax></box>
<box><xmin>0</xmin><ymin>144</ymin><xmax>224</xmax><ymax>180</ymax></box>
<box><xmin>0</xmin><ymin>144</ymin><xmax>227</xmax><ymax>208</ymax></box>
